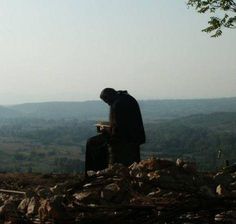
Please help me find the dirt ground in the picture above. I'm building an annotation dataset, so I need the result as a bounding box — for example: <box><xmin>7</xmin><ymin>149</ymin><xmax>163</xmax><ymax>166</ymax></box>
<box><xmin>0</xmin><ymin>173</ymin><xmax>83</xmax><ymax>191</ymax></box>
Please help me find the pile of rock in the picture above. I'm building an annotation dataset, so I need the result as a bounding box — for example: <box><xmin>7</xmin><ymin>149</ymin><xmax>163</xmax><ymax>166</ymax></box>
<box><xmin>214</xmin><ymin>165</ymin><xmax>236</xmax><ymax>198</ymax></box>
<box><xmin>0</xmin><ymin>157</ymin><xmax>236</xmax><ymax>223</ymax></box>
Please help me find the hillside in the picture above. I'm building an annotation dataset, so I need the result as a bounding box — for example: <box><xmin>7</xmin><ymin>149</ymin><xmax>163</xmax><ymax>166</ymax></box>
<box><xmin>144</xmin><ymin>112</ymin><xmax>236</xmax><ymax>170</ymax></box>
<box><xmin>172</xmin><ymin>112</ymin><xmax>236</xmax><ymax>132</ymax></box>
<box><xmin>9</xmin><ymin>101</ymin><xmax>108</xmax><ymax>120</ymax></box>
<box><xmin>0</xmin><ymin>97</ymin><xmax>235</xmax><ymax>120</ymax></box>
<box><xmin>0</xmin><ymin>112</ymin><xmax>235</xmax><ymax>172</ymax></box>
<box><xmin>0</xmin><ymin>105</ymin><xmax>22</xmax><ymax>118</ymax></box>
<box><xmin>140</xmin><ymin>97</ymin><xmax>236</xmax><ymax>120</ymax></box>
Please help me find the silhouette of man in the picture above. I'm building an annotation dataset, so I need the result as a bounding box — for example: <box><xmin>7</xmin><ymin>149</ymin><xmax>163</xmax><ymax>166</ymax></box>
<box><xmin>85</xmin><ymin>88</ymin><xmax>145</xmax><ymax>175</ymax></box>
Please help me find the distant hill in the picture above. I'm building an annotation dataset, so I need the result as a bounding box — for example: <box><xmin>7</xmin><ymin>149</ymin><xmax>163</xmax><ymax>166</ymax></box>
<box><xmin>0</xmin><ymin>97</ymin><xmax>235</xmax><ymax>120</ymax></box>
<box><xmin>8</xmin><ymin>101</ymin><xmax>108</xmax><ymax>120</ymax></box>
<box><xmin>0</xmin><ymin>110</ymin><xmax>235</xmax><ymax>171</ymax></box>
<box><xmin>171</xmin><ymin>112</ymin><xmax>236</xmax><ymax>132</ymax></box>
<box><xmin>140</xmin><ymin>97</ymin><xmax>236</xmax><ymax>120</ymax></box>
<box><xmin>0</xmin><ymin>106</ymin><xmax>22</xmax><ymax>118</ymax></box>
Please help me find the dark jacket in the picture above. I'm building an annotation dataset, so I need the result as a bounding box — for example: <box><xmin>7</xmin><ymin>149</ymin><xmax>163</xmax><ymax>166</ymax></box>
<box><xmin>109</xmin><ymin>91</ymin><xmax>145</xmax><ymax>145</ymax></box>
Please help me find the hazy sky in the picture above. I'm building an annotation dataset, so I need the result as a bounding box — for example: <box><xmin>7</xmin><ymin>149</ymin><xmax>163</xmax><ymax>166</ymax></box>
<box><xmin>0</xmin><ymin>0</ymin><xmax>235</xmax><ymax>104</ymax></box>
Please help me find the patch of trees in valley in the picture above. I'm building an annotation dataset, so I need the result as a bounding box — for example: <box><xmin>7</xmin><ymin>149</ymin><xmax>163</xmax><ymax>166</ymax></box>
<box><xmin>0</xmin><ymin>111</ymin><xmax>235</xmax><ymax>172</ymax></box>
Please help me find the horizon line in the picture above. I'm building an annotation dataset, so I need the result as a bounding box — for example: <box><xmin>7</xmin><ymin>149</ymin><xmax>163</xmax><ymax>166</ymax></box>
<box><xmin>3</xmin><ymin>95</ymin><xmax>236</xmax><ymax>107</ymax></box>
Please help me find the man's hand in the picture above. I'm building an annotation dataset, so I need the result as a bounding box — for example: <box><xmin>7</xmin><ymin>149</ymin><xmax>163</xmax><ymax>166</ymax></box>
<box><xmin>95</xmin><ymin>122</ymin><xmax>111</xmax><ymax>134</ymax></box>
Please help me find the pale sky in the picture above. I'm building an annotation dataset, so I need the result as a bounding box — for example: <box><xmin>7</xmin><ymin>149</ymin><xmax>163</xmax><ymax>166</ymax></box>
<box><xmin>0</xmin><ymin>0</ymin><xmax>235</xmax><ymax>104</ymax></box>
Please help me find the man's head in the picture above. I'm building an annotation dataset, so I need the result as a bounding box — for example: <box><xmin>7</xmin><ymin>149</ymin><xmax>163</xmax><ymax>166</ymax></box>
<box><xmin>100</xmin><ymin>88</ymin><xmax>117</xmax><ymax>105</ymax></box>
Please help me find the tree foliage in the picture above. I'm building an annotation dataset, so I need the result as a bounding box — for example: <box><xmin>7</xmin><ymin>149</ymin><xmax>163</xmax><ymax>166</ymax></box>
<box><xmin>187</xmin><ymin>0</ymin><xmax>236</xmax><ymax>37</ymax></box>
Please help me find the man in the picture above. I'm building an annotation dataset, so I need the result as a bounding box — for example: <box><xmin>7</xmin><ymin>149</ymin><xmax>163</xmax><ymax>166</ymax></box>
<box><xmin>85</xmin><ymin>88</ymin><xmax>145</xmax><ymax>174</ymax></box>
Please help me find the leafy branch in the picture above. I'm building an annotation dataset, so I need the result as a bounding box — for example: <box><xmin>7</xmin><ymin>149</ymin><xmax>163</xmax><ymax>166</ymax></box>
<box><xmin>187</xmin><ymin>0</ymin><xmax>236</xmax><ymax>37</ymax></box>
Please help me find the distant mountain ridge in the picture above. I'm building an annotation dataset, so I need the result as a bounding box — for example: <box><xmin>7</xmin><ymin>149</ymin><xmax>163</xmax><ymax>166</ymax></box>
<box><xmin>9</xmin><ymin>101</ymin><xmax>108</xmax><ymax>120</ymax></box>
<box><xmin>140</xmin><ymin>97</ymin><xmax>236</xmax><ymax>120</ymax></box>
<box><xmin>0</xmin><ymin>97</ymin><xmax>235</xmax><ymax>120</ymax></box>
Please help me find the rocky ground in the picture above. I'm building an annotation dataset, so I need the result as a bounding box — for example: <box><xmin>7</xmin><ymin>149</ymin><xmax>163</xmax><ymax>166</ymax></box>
<box><xmin>0</xmin><ymin>157</ymin><xmax>236</xmax><ymax>224</ymax></box>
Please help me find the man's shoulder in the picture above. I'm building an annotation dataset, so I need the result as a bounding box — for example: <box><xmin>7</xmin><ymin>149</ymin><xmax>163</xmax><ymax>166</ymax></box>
<box><xmin>113</xmin><ymin>93</ymin><xmax>138</xmax><ymax>107</ymax></box>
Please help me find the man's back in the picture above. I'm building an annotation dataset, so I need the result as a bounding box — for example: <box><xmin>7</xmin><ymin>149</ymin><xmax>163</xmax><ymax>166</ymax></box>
<box><xmin>110</xmin><ymin>91</ymin><xmax>145</xmax><ymax>145</ymax></box>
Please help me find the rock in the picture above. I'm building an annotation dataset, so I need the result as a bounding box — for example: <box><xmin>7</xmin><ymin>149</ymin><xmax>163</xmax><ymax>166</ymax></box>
<box><xmin>138</xmin><ymin>157</ymin><xmax>159</xmax><ymax>171</ymax></box>
<box><xmin>17</xmin><ymin>198</ymin><xmax>30</xmax><ymax>213</ymax></box>
<box><xmin>87</xmin><ymin>170</ymin><xmax>97</xmax><ymax>177</ymax></box>
<box><xmin>135</xmin><ymin>171</ymin><xmax>148</xmax><ymax>180</ymax></box>
<box><xmin>156</xmin><ymin>159</ymin><xmax>175</xmax><ymax>169</ymax></box>
<box><xmin>214</xmin><ymin>172</ymin><xmax>234</xmax><ymax>186</ymax></box>
<box><xmin>176</xmin><ymin>158</ymin><xmax>197</xmax><ymax>173</ymax></box>
<box><xmin>1</xmin><ymin>157</ymin><xmax>236</xmax><ymax>223</ymax></box>
<box><xmin>130</xmin><ymin>157</ymin><xmax>175</xmax><ymax>174</ymax></box>
<box><xmin>101</xmin><ymin>183</ymin><xmax>120</xmax><ymax>201</ymax></box>
<box><xmin>129</xmin><ymin>162</ymin><xmax>139</xmax><ymax>170</ymax></box>
<box><xmin>230</xmin><ymin>190</ymin><xmax>236</xmax><ymax>198</ymax></box>
<box><xmin>95</xmin><ymin>163</ymin><xmax>130</xmax><ymax>179</ymax></box>
<box><xmin>129</xmin><ymin>163</ymin><xmax>146</xmax><ymax>178</ymax></box>
<box><xmin>222</xmin><ymin>164</ymin><xmax>236</xmax><ymax>174</ymax></box>
<box><xmin>74</xmin><ymin>191</ymin><xmax>100</xmax><ymax>203</ymax></box>
<box><xmin>134</xmin><ymin>181</ymin><xmax>155</xmax><ymax>194</ymax></box>
<box><xmin>39</xmin><ymin>196</ymin><xmax>67</xmax><ymax>222</ymax></box>
<box><xmin>25</xmin><ymin>190</ymin><xmax>36</xmax><ymax>198</ymax></box>
<box><xmin>101</xmin><ymin>178</ymin><xmax>132</xmax><ymax>204</ymax></box>
<box><xmin>182</xmin><ymin>163</ymin><xmax>197</xmax><ymax>173</ymax></box>
<box><xmin>147</xmin><ymin>188</ymin><xmax>161</xmax><ymax>197</ymax></box>
<box><xmin>130</xmin><ymin>194</ymin><xmax>154</xmax><ymax>205</ymax></box>
<box><xmin>36</xmin><ymin>187</ymin><xmax>52</xmax><ymax>198</ymax></box>
<box><xmin>147</xmin><ymin>170</ymin><xmax>176</xmax><ymax>189</ymax></box>
<box><xmin>229</xmin><ymin>181</ymin><xmax>236</xmax><ymax>190</ymax></box>
<box><xmin>50</xmin><ymin>183</ymin><xmax>67</xmax><ymax>194</ymax></box>
<box><xmin>46</xmin><ymin>195</ymin><xmax>66</xmax><ymax>220</ymax></box>
<box><xmin>38</xmin><ymin>199</ymin><xmax>50</xmax><ymax>222</ymax></box>
<box><xmin>0</xmin><ymin>199</ymin><xmax>19</xmax><ymax>216</ymax></box>
<box><xmin>216</xmin><ymin>184</ymin><xmax>230</xmax><ymax>197</ymax></box>
<box><xmin>147</xmin><ymin>171</ymin><xmax>160</xmax><ymax>182</ymax></box>
<box><xmin>215</xmin><ymin>211</ymin><xmax>236</xmax><ymax>223</ymax></box>
<box><xmin>27</xmin><ymin>197</ymin><xmax>40</xmax><ymax>216</ymax></box>
<box><xmin>199</xmin><ymin>185</ymin><xmax>215</xmax><ymax>197</ymax></box>
<box><xmin>176</xmin><ymin>158</ymin><xmax>185</xmax><ymax>167</ymax></box>
<box><xmin>215</xmin><ymin>213</ymin><xmax>225</xmax><ymax>222</ymax></box>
